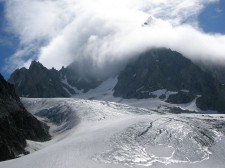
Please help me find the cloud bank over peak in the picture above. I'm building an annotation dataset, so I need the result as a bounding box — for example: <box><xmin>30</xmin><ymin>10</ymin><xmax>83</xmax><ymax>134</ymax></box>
<box><xmin>3</xmin><ymin>0</ymin><xmax>225</xmax><ymax>78</ymax></box>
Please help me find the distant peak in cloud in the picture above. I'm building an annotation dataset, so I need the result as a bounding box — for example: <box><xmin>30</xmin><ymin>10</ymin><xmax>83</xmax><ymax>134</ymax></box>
<box><xmin>143</xmin><ymin>16</ymin><xmax>154</xmax><ymax>26</ymax></box>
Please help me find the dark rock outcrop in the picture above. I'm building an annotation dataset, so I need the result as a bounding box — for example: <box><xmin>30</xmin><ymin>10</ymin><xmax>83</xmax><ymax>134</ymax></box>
<box><xmin>0</xmin><ymin>74</ymin><xmax>50</xmax><ymax>161</ymax></box>
<box><xmin>166</xmin><ymin>91</ymin><xmax>196</xmax><ymax>104</ymax></box>
<box><xmin>8</xmin><ymin>61</ymin><xmax>102</xmax><ymax>98</ymax></box>
<box><xmin>8</xmin><ymin>61</ymin><xmax>73</xmax><ymax>98</ymax></box>
<box><xmin>197</xmin><ymin>61</ymin><xmax>225</xmax><ymax>84</ymax></box>
<box><xmin>114</xmin><ymin>48</ymin><xmax>225</xmax><ymax>113</ymax></box>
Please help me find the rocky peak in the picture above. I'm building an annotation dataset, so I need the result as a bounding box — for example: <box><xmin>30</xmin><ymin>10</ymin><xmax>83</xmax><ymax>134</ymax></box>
<box><xmin>143</xmin><ymin>16</ymin><xmax>154</xmax><ymax>26</ymax></box>
<box><xmin>9</xmin><ymin>60</ymin><xmax>103</xmax><ymax>97</ymax></box>
<box><xmin>114</xmin><ymin>48</ymin><xmax>225</xmax><ymax>113</ymax></box>
<box><xmin>29</xmin><ymin>60</ymin><xmax>42</xmax><ymax>68</ymax></box>
<box><xmin>29</xmin><ymin>61</ymin><xmax>50</xmax><ymax>75</ymax></box>
<box><xmin>8</xmin><ymin>61</ymin><xmax>71</xmax><ymax>98</ymax></box>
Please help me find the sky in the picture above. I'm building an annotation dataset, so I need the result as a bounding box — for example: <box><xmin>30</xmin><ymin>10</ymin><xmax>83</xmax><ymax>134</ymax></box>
<box><xmin>0</xmin><ymin>0</ymin><xmax>225</xmax><ymax>79</ymax></box>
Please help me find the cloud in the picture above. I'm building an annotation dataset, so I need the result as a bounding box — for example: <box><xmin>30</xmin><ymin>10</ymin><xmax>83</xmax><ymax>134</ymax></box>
<box><xmin>3</xmin><ymin>0</ymin><xmax>225</xmax><ymax>78</ymax></box>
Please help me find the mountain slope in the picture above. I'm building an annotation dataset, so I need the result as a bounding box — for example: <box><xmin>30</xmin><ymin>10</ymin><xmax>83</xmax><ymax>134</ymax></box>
<box><xmin>8</xmin><ymin>61</ymin><xmax>72</xmax><ymax>98</ymax></box>
<box><xmin>114</xmin><ymin>48</ymin><xmax>225</xmax><ymax>113</ymax></box>
<box><xmin>0</xmin><ymin>74</ymin><xmax>50</xmax><ymax>161</ymax></box>
<box><xmin>60</xmin><ymin>62</ymin><xmax>102</xmax><ymax>92</ymax></box>
<box><xmin>8</xmin><ymin>61</ymin><xmax>102</xmax><ymax>98</ymax></box>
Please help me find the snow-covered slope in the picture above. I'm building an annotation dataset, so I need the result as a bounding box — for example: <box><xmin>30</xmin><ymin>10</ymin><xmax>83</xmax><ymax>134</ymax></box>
<box><xmin>73</xmin><ymin>77</ymin><xmax>215</xmax><ymax>114</ymax></box>
<box><xmin>0</xmin><ymin>98</ymin><xmax>225</xmax><ymax>168</ymax></box>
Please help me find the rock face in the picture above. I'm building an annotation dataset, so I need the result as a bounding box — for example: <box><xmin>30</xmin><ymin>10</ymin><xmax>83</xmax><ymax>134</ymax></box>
<box><xmin>60</xmin><ymin>62</ymin><xmax>102</xmax><ymax>93</ymax></box>
<box><xmin>8</xmin><ymin>61</ymin><xmax>101</xmax><ymax>98</ymax></box>
<box><xmin>197</xmin><ymin>62</ymin><xmax>225</xmax><ymax>84</ymax></box>
<box><xmin>8</xmin><ymin>61</ymin><xmax>71</xmax><ymax>98</ymax></box>
<box><xmin>0</xmin><ymin>74</ymin><xmax>50</xmax><ymax>161</ymax></box>
<box><xmin>114</xmin><ymin>48</ymin><xmax>225</xmax><ymax>113</ymax></box>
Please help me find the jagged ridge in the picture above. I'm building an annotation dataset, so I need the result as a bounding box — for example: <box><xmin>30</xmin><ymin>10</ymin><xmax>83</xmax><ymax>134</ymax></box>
<box><xmin>8</xmin><ymin>61</ymin><xmax>101</xmax><ymax>98</ymax></box>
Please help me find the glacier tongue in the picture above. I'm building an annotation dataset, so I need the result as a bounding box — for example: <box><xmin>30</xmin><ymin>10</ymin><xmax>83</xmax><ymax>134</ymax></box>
<box><xmin>1</xmin><ymin>98</ymin><xmax>225</xmax><ymax>168</ymax></box>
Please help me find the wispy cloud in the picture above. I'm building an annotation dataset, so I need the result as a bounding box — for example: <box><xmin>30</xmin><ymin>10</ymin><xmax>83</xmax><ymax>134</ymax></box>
<box><xmin>3</xmin><ymin>0</ymin><xmax>225</xmax><ymax>78</ymax></box>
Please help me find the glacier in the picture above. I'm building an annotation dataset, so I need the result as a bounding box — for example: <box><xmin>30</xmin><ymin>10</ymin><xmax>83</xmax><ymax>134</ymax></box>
<box><xmin>0</xmin><ymin>98</ymin><xmax>225</xmax><ymax>168</ymax></box>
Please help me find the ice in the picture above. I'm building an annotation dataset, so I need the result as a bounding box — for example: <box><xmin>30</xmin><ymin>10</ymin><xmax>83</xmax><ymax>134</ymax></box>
<box><xmin>1</xmin><ymin>98</ymin><xmax>225</xmax><ymax>168</ymax></box>
<box><xmin>95</xmin><ymin>116</ymin><xmax>225</xmax><ymax>166</ymax></box>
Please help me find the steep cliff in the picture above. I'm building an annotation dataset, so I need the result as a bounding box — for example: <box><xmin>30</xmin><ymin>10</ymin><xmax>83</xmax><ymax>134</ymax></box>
<box><xmin>0</xmin><ymin>74</ymin><xmax>50</xmax><ymax>161</ymax></box>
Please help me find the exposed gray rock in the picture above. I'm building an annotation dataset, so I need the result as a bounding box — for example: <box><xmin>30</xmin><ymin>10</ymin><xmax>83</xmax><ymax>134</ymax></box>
<box><xmin>0</xmin><ymin>74</ymin><xmax>50</xmax><ymax>161</ymax></box>
<box><xmin>166</xmin><ymin>91</ymin><xmax>196</xmax><ymax>104</ymax></box>
<box><xmin>8</xmin><ymin>61</ymin><xmax>102</xmax><ymax>98</ymax></box>
<box><xmin>8</xmin><ymin>61</ymin><xmax>71</xmax><ymax>98</ymax></box>
<box><xmin>114</xmin><ymin>48</ymin><xmax>225</xmax><ymax>113</ymax></box>
<box><xmin>196</xmin><ymin>61</ymin><xmax>225</xmax><ymax>84</ymax></box>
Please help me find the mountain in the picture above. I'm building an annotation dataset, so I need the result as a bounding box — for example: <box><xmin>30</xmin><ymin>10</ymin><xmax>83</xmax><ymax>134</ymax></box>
<box><xmin>197</xmin><ymin>61</ymin><xmax>225</xmax><ymax>84</ymax></box>
<box><xmin>2</xmin><ymin>49</ymin><xmax>225</xmax><ymax>167</ymax></box>
<box><xmin>8</xmin><ymin>61</ymin><xmax>71</xmax><ymax>98</ymax></box>
<box><xmin>8</xmin><ymin>61</ymin><xmax>101</xmax><ymax>98</ymax></box>
<box><xmin>8</xmin><ymin>48</ymin><xmax>225</xmax><ymax>113</ymax></box>
<box><xmin>0</xmin><ymin>74</ymin><xmax>50</xmax><ymax>161</ymax></box>
<box><xmin>114</xmin><ymin>48</ymin><xmax>225</xmax><ymax>113</ymax></box>
<box><xmin>60</xmin><ymin>62</ymin><xmax>102</xmax><ymax>92</ymax></box>
<box><xmin>143</xmin><ymin>16</ymin><xmax>155</xmax><ymax>26</ymax></box>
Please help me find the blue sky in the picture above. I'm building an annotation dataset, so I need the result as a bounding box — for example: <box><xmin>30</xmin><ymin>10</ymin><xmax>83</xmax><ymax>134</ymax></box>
<box><xmin>0</xmin><ymin>2</ymin><xmax>18</xmax><ymax>78</ymax></box>
<box><xmin>0</xmin><ymin>0</ymin><xmax>225</xmax><ymax>79</ymax></box>
<box><xmin>199</xmin><ymin>0</ymin><xmax>225</xmax><ymax>34</ymax></box>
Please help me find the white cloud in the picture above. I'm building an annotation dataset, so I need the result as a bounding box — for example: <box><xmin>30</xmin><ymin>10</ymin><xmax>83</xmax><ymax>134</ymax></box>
<box><xmin>5</xmin><ymin>0</ymin><xmax>74</xmax><ymax>44</ymax></box>
<box><xmin>3</xmin><ymin>0</ymin><xmax>225</xmax><ymax>78</ymax></box>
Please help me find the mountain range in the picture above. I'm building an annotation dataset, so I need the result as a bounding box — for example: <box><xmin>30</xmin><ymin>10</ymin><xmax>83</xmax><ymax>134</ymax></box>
<box><xmin>8</xmin><ymin>61</ymin><xmax>101</xmax><ymax>98</ymax></box>
<box><xmin>1</xmin><ymin>47</ymin><xmax>225</xmax><ymax>167</ymax></box>
<box><xmin>8</xmin><ymin>48</ymin><xmax>225</xmax><ymax>113</ymax></box>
